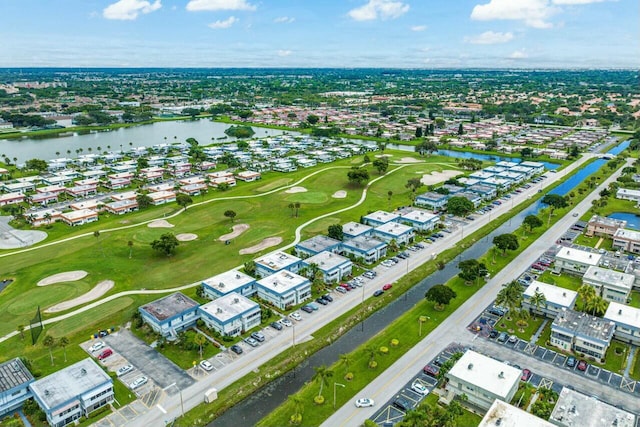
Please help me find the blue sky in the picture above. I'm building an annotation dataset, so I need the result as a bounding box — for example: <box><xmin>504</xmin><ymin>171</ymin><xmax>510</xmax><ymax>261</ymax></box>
<box><xmin>1</xmin><ymin>0</ymin><xmax>637</xmax><ymax>68</ymax></box>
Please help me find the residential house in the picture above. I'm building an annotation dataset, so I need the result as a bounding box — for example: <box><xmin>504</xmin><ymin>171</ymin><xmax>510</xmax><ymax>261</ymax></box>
<box><xmin>399</xmin><ymin>209</ymin><xmax>440</xmax><ymax>232</ymax></box>
<box><xmin>295</xmin><ymin>235</ymin><xmax>342</xmax><ymax>258</ymax></box>
<box><xmin>26</xmin><ymin>208</ymin><xmax>62</xmax><ymax>227</ymax></box>
<box><xmin>0</xmin><ymin>193</ymin><xmax>25</xmax><ymax>206</ymax></box>
<box><xmin>550</xmin><ymin>308</ymin><xmax>615</xmax><ymax>362</ymax></box>
<box><xmin>373</xmin><ymin>222</ymin><xmax>414</xmax><ymax>246</ymax></box>
<box><xmin>522</xmin><ymin>281</ymin><xmax>577</xmax><ymax>318</ymax></box>
<box><xmin>604</xmin><ymin>302</ymin><xmax>640</xmax><ymax>346</ymax></box>
<box><xmin>198</xmin><ymin>293</ymin><xmax>261</xmax><ymax>337</ymax></box>
<box><xmin>255</xmin><ymin>270</ymin><xmax>311</xmax><ymax>310</ymax></box>
<box><xmin>138</xmin><ymin>292</ymin><xmax>199</xmax><ymax>338</ymax></box>
<box><xmin>147</xmin><ymin>191</ymin><xmax>176</xmax><ymax>206</ymax></box>
<box><xmin>342</xmin><ymin>236</ymin><xmax>387</xmax><ymax>264</ymax></box>
<box><xmin>612</xmin><ymin>228</ymin><xmax>640</xmax><ymax>254</ymax></box>
<box><xmin>553</xmin><ymin>247</ymin><xmax>602</xmax><ymax>275</ymax></box>
<box><xmin>479</xmin><ymin>400</ymin><xmax>555</xmax><ymax>427</ymax></box>
<box><xmin>415</xmin><ymin>192</ymin><xmax>448</xmax><ymax>211</ymax></box>
<box><xmin>342</xmin><ymin>222</ymin><xmax>373</xmax><ymax>239</ymax></box>
<box><xmin>362</xmin><ymin>210</ymin><xmax>399</xmax><ymax>227</ymax></box>
<box><xmin>550</xmin><ymin>387</ymin><xmax>636</xmax><ymax>427</ymax></box>
<box><xmin>582</xmin><ymin>266</ymin><xmax>634</xmax><ymax>303</ymax></box>
<box><xmin>254</xmin><ymin>251</ymin><xmax>303</xmax><ymax>278</ymax></box>
<box><xmin>235</xmin><ymin>171</ymin><xmax>261</xmax><ymax>182</ymax></box>
<box><xmin>104</xmin><ymin>199</ymin><xmax>138</xmax><ymax>215</ymax></box>
<box><xmin>60</xmin><ymin>209</ymin><xmax>98</xmax><ymax>226</ymax></box>
<box><xmin>585</xmin><ymin>215</ymin><xmax>627</xmax><ymax>237</ymax></box>
<box><xmin>616</xmin><ymin>188</ymin><xmax>640</xmax><ymax>203</ymax></box>
<box><xmin>201</xmin><ymin>270</ymin><xmax>257</xmax><ymax>299</ymax></box>
<box><xmin>301</xmin><ymin>251</ymin><xmax>353</xmax><ymax>283</ymax></box>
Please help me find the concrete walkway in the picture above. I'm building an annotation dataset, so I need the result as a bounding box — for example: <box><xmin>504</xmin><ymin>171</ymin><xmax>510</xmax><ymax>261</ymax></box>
<box><xmin>624</xmin><ymin>345</ymin><xmax>637</xmax><ymax>378</ymax></box>
<box><xmin>530</xmin><ymin>319</ymin><xmax>549</xmax><ymax>344</ymax></box>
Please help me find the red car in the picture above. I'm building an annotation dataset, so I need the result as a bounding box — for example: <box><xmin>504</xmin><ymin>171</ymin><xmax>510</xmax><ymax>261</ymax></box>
<box><xmin>97</xmin><ymin>349</ymin><xmax>113</xmax><ymax>360</ymax></box>
<box><xmin>382</xmin><ymin>284</ymin><xmax>393</xmax><ymax>291</ymax></box>
<box><xmin>423</xmin><ymin>364</ymin><xmax>439</xmax><ymax>377</ymax></box>
<box><xmin>577</xmin><ymin>360</ymin><xmax>588</xmax><ymax>371</ymax></box>
<box><xmin>521</xmin><ymin>369</ymin><xmax>532</xmax><ymax>381</ymax></box>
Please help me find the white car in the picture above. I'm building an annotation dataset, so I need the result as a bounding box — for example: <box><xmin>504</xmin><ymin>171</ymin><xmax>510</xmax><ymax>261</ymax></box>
<box><xmin>129</xmin><ymin>376</ymin><xmax>148</xmax><ymax>390</ymax></box>
<box><xmin>116</xmin><ymin>364</ymin><xmax>133</xmax><ymax>377</ymax></box>
<box><xmin>88</xmin><ymin>341</ymin><xmax>105</xmax><ymax>353</ymax></box>
<box><xmin>355</xmin><ymin>398</ymin><xmax>375</xmax><ymax>408</ymax></box>
<box><xmin>289</xmin><ymin>311</ymin><xmax>302</xmax><ymax>321</ymax></box>
<box><xmin>411</xmin><ymin>381</ymin><xmax>429</xmax><ymax>395</ymax></box>
<box><xmin>200</xmin><ymin>360</ymin><xmax>214</xmax><ymax>371</ymax></box>
<box><xmin>280</xmin><ymin>317</ymin><xmax>293</xmax><ymax>327</ymax></box>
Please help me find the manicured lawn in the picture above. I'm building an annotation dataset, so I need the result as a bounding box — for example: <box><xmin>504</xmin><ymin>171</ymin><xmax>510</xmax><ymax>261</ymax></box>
<box><xmin>536</xmin><ymin>270</ymin><xmax>582</xmax><ymax>292</ymax></box>
<box><xmin>421</xmin><ymin>393</ymin><xmax>482</xmax><ymax>426</ymax></box>
<box><xmin>511</xmin><ymin>382</ymin><xmax>536</xmax><ymax>409</ymax></box>
<box><xmin>601</xmin><ymin>341</ymin><xmax>629</xmax><ymax>374</ymax></box>
<box><xmin>494</xmin><ymin>314</ymin><xmax>544</xmax><ymax>342</ymax></box>
<box><xmin>157</xmin><ymin>332</ymin><xmax>221</xmax><ymax>370</ymax></box>
<box><xmin>630</xmin><ymin>349</ymin><xmax>640</xmax><ymax>381</ymax></box>
<box><xmin>628</xmin><ymin>290</ymin><xmax>640</xmax><ymax>309</ymax></box>
<box><xmin>573</xmin><ymin>234</ymin><xmax>599</xmax><ymax>248</ymax></box>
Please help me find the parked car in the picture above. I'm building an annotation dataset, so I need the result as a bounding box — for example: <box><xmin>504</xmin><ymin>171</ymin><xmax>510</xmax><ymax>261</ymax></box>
<box><xmin>566</xmin><ymin>356</ymin><xmax>577</xmax><ymax>368</ymax></box>
<box><xmin>289</xmin><ymin>311</ymin><xmax>302</xmax><ymax>321</ymax></box>
<box><xmin>316</xmin><ymin>297</ymin><xmax>328</xmax><ymax>305</ymax></box>
<box><xmin>423</xmin><ymin>364</ymin><xmax>440</xmax><ymax>377</ymax></box>
<box><xmin>488</xmin><ymin>306</ymin><xmax>507</xmax><ymax>317</ymax></box>
<box><xmin>508</xmin><ymin>335</ymin><xmax>518</xmax><ymax>344</ymax></box>
<box><xmin>129</xmin><ymin>376</ymin><xmax>148</xmax><ymax>390</ymax></box>
<box><xmin>432</xmin><ymin>356</ymin><xmax>445</xmax><ymax>367</ymax></box>
<box><xmin>230</xmin><ymin>345</ymin><xmax>243</xmax><ymax>355</ymax></box>
<box><xmin>116</xmin><ymin>364</ymin><xmax>133</xmax><ymax>377</ymax></box>
<box><xmin>307</xmin><ymin>302</ymin><xmax>319</xmax><ymax>311</ymax></box>
<box><xmin>97</xmin><ymin>349</ymin><xmax>113</xmax><ymax>360</ymax></box>
<box><xmin>335</xmin><ymin>286</ymin><xmax>347</xmax><ymax>294</ymax></box>
<box><xmin>521</xmin><ymin>369</ymin><xmax>532</xmax><ymax>381</ymax></box>
<box><xmin>200</xmin><ymin>360</ymin><xmax>214</xmax><ymax>371</ymax></box>
<box><xmin>301</xmin><ymin>305</ymin><xmax>314</xmax><ymax>313</ymax></box>
<box><xmin>411</xmin><ymin>381</ymin><xmax>429</xmax><ymax>395</ymax></box>
<box><xmin>355</xmin><ymin>398</ymin><xmax>375</xmax><ymax>408</ymax></box>
<box><xmin>489</xmin><ymin>330</ymin><xmax>499</xmax><ymax>339</ymax></box>
<box><xmin>322</xmin><ymin>293</ymin><xmax>333</xmax><ymax>302</ymax></box>
<box><xmin>89</xmin><ymin>341</ymin><xmax>105</xmax><ymax>353</ymax></box>
<box><xmin>270</xmin><ymin>321</ymin><xmax>283</xmax><ymax>331</ymax></box>
<box><xmin>497</xmin><ymin>332</ymin><xmax>508</xmax><ymax>343</ymax></box>
<box><xmin>244</xmin><ymin>337</ymin><xmax>259</xmax><ymax>347</ymax></box>
<box><xmin>251</xmin><ymin>332</ymin><xmax>265</xmax><ymax>342</ymax></box>
<box><xmin>373</xmin><ymin>290</ymin><xmax>384</xmax><ymax>297</ymax></box>
<box><xmin>279</xmin><ymin>317</ymin><xmax>292</xmax><ymax>327</ymax></box>
<box><xmin>382</xmin><ymin>283</ymin><xmax>393</xmax><ymax>291</ymax></box>
<box><xmin>577</xmin><ymin>360</ymin><xmax>588</xmax><ymax>371</ymax></box>
<box><xmin>393</xmin><ymin>397</ymin><xmax>411</xmax><ymax>412</ymax></box>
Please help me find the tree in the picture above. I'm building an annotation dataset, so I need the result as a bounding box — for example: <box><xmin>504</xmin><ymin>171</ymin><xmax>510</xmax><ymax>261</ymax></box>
<box><xmin>446</xmin><ymin>196</ymin><xmax>474</xmax><ymax>217</ymax></box>
<box><xmin>425</xmin><ymin>285</ymin><xmax>457</xmax><ymax>310</ymax></box>
<box><xmin>93</xmin><ymin>230</ymin><xmax>104</xmax><ymax>257</ymax></box>
<box><xmin>59</xmin><ymin>336</ymin><xmax>69</xmax><ymax>362</ymax></box>
<box><xmin>151</xmin><ymin>233</ymin><xmax>180</xmax><ymax>257</ymax></box>
<box><xmin>193</xmin><ymin>333</ymin><xmax>207</xmax><ymax>360</ymax></box>
<box><xmin>137</xmin><ymin>157</ymin><xmax>149</xmax><ymax>170</ymax></box>
<box><xmin>312</xmin><ymin>365</ymin><xmax>333</xmax><ymax>397</ymax></box>
<box><xmin>244</xmin><ymin>260</ymin><xmax>256</xmax><ymax>276</ymax></box>
<box><xmin>520</xmin><ymin>147</ymin><xmax>534</xmax><ymax>159</ymax></box>
<box><xmin>307</xmin><ymin>114</ymin><xmax>320</xmax><ymax>125</ymax></box>
<box><xmin>585</xmin><ymin>295</ymin><xmax>608</xmax><ymax>316</ymax></box>
<box><xmin>495</xmin><ymin>281</ymin><xmax>522</xmax><ymax>315</ymax></box>
<box><xmin>288</xmin><ymin>202</ymin><xmax>295</xmax><ymax>217</ymax></box>
<box><xmin>529</xmin><ymin>290</ymin><xmax>547</xmax><ymax>315</ymax></box>
<box><xmin>387</xmin><ymin>190</ymin><xmax>393</xmax><ymax>210</ymax></box>
<box><xmin>415</xmin><ymin>126</ymin><xmax>423</xmax><ymax>138</ymax></box>
<box><xmin>127</xmin><ymin>240</ymin><xmax>134</xmax><ymax>259</ymax></box>
<box><xmin>457</xmin><ymin>123</ymin><xmax>464</xmax><ymax>135</ymax></box>
<box><xmin>405</xmin><ymin>177</ymin><xmax>424</xmax><ymax>195</ymax></box>
<box><xmin>339</xmin><ymin>353</ymin><xmax>353</xmax><ymax>373</ymax></box>
<box><xmin>493</xmin><ymin>233</ymin><xmax>519</xmax><ymax>255</ymax></box>
<box><xmin>136</xmin><ymin>194</ymin><xmax>153</xmax><ymax>209</ymax></box>
<box><xmin>363</xmin><ymin>345</ymin><xmax>377</xmax><ymax>368</ymax></box>
<box><xmin>224</xmin><ymin>210</ymin><xmax>237</xmax><ymax>223</ymax></box>
<box><xmin>43</xmin><ymin>335</ymin><xmax>55</xmax><ymax>365</ymax></box>
<box><xmin>415</xmin><ymin>140</ymin><xmax>438</xmax><ymax>156</ymax></box>
<box><xmin>347</xmin><ymin>167</ymin><xmax>370</xmax><ymax>186</ymax></box>
<box><xmin>294</xmin><ymin>202</ymin><xmax>301</xmax><ymax>218</ymax></box>
<box><xmin>523</xmin><ymin>215</ymin><xmax>543</xmax><ymax>234</ymax></box>
<box><xmin>25</xmin><ymin>159</ymin><xmax>48</xmax><ymax>172</ymax></box>
<box><xmin>328</xmin><ymin>224</ymin><xmax>343</xmax><ymax>241</ymax></box>
<box><xmin>289</xmin><ymin>394</ymin><xmax>304</xmax><ymax>425</ymax></box>
<box><xmin>541</xmin><ymin>194</ymin><xmax>569</xmax><ymax>210</ymax></box>
<box><xmin>577</xmin><ymin>284</ymin><xmax>596</xmax><ymax>310</ymax></box>
<box><xmin>176</xmin><ymin>194</ymin><xmax>193</xmax><ymax>210</ymax></box>
<box><xmin>372</xmin><ymin>157</ymin><xmax>389</xmax><ymax>175</ymax></box>
<box><xmin>457</xmin><ymin>259</ymin><xmax>487</xmax><ymax>285</ymax></box>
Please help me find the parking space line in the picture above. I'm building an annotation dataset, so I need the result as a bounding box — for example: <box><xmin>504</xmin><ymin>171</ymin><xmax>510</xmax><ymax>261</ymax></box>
<box><xmin>156</xmin><ymin>404</ymin><xmax>167</xmax><ymax>414</ymax></box>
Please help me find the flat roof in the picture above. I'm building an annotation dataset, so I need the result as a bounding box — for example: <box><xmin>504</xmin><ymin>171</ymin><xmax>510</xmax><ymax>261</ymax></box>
<box><xmin>304</xmin><ymin>251</ymin><xmax>351</xmax><ymax>271</ymax></box>
<box><xmin>520</xmin><ymin>161</ymin><xmax>545</xmax><ymax>168</ymax></box>
<box><xmin>140</xmin><ymin>292</ymin><xmax>199</xmax><ymax>321</ymax></box>
<box><xmin>199</xmin><ymin>292</ymin><xmax>259</xmax><ymax>322</ymax></box>
<box><xmin>362</xmin><ymin>210</ymin><xmax>399</xmax><ymax>224</ymax></box>
<box><xmin>61</xmin><ymin>209</ymin><xmax>98</xmax><ymax>220</ymax></box>
<box><xmin>342</xmin><ymin>221</ymin><xmax>372</xmax><ymax>235</ymax></box>
<box><xmin>617</xmin><ymin>188</ymin><xmax>640</xmax><ymax>197</ymax></box>
<box><xmin>550</xmin><ymin>387</ymin><xmax>636</xmax><ymax>427</ymax></box>
<box><xmin>296</xmin><ymin>235</ymin><xmax>342</xmax><ymax>253</ymax></box>
<box><xmin>255</xmin><ymin>251</ymin><xmax>301</xmax><ymax>271</ymax></box>
<box><xmin>552</xmin><ymin>308</ymin><xmax>615</xmax><ymax>343</ymax></box>
<box><xmin>583</xmin><ymin>266</ymin><xmax>634</xmax><ymax>290</ymax></box>
<box><xmin>400</xmin><ymin>209</ymin><xmax>438</xmax><ymax>223</ymax></box>
<box><xmin>447</xmin><ymin>351</ymin><xmax>520</xmax><ymax>399</ymax></box>
<box><xmin>614</xmin><ymin>228</ymin><xmax>640</xmax><ymax>241</ymax></box>
<box><xmin>375</xmin><ymin>221</ymin><xmax>414</xmax><ymax>236</ymax></box>
<box><xmin>30</xmin><ymin>358</ymin><xmax>110</xmax><ymax>411</ymax></box>
<box><xmin>604</xmin><ymin>302</ymin><xmax>640</xmax><ymax>330</ymax></box>
<box><xmin>343</xmin><ymin>235</ymin><xmax>386</xmax><ymax>251</ymax></box>
<box><xmin>0</xmin><ymin>358</ymin><xmax>33</xmax><ymax>393</ymax></box>
<box><xmin>479</xmin><ymin>399</ymin><xmax>555</xmax><ymax>427</ymax></box>
<box><xmin>202</xmin><ymin>270</ymin><xmax>255</xmax><ymax>294</ymax></box>
<box><xmin>587</xmin><ymin>214</ymin><xmax>627</xmax><ymax>229</ymax></box>
<box><xmin>555</xmin><ymin>247</ymin><xmax>602</xmax><ymax>266</ymax></box>
<box><xmin>524</xmin><ymin>281</ymin><xmax>577</xmax><ymax>307</ymax></box>
<box><xmin>256</xmin><ymin>270</ymin><xmax>309</xmax><ymax>294</ymax></box>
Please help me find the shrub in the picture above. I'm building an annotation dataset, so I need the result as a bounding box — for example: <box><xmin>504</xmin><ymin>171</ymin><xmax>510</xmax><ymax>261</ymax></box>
<box><xmin>344</xmin><ymin>372</ymin><xmax>354</xmax><ymax>381</ymax></box>
<box><xmin>368</xmin><ymin>360</ymin><xmax>378</xmax><ymax>369</ymax></box>
<box><xmin>290</xmin><ymin>413</ymin><xmax>302</xmax><ymax>425</ymax></box>
<box><xmin>314</xmin><ymin>395</ymin><xmax>325</xmax><ymax>405</ymax></box>
<box><xmin>379</xmin><ymin>346</ymin><xmax>389</xmax><ymax>354</ymax></box>
<box><xmin>390</xmin><ymin>339</ymin><xmax>399</xmax><ymax>347</ymax></box>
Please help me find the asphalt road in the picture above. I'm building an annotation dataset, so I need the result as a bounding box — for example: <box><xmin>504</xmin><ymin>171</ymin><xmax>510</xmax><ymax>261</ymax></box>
<box><xmin>322</xmin><ymin>157</ymin><xmax>632</xmax><ymax>427</ymax></box>
<box><xmin>109</xmin><ymin>154</ymin><xmax>596</xmax><ymax>426</ymax></box>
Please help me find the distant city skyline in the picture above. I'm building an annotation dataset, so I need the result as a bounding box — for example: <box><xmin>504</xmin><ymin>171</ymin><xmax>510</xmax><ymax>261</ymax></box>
<box><xmin>1</xmin><ymin>0</ymin><xmax>638</xmax><ymax>68</ymax></box>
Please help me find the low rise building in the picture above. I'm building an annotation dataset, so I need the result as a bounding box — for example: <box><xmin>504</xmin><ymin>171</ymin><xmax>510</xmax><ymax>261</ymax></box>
<box><xmin>0</xmin><ymin>358</ymin><xmax>34</xmax><ymax>417</ymax></box>
<box><xmin>0</xmin><ymin>193</ymin><xmax>25</xmax><ymax>206</ymax></box>
<box><xmin>254</xmin><ymin>251</ymin><xmax>302</xmax><ymax>278</ymax></box>
<box><xmin>342</xmin><ymin>236</ymin><xmax>387</xmax><ymax>264</ymax></box>
<box><xmin>30</xmin><ymin>192</ymin><xmax>59</xmax><ymax>206</ymax></box>
<box><xmin>30</xmin><ymin>359</ymin><xmax>113</xmax><ymax>427</ymax></box>
<box><xmin>26</xmin><ymin>208</ymin><xmax>62</xmax><ymax>227</ymax></box>
<box><xmin>604</xmin><ymin>302</ymin><xmax>640</xmax><ymax>346</ymax></box>
<box><xmin>201</xmin><ymin>270</ymin><xmax>256</xmax><ymax>299</ymax></box>
<box><xmin>522</xmin><ymin>281</ymin><xmax>577</xmax><ymax>318</ymax></box>
<box><xmin>235</xmin><ymin>171</ymin><xmax>261</xmax><ymax>182</ymax></box>
<box><xmin>148</xmin><ymin>190</ymin><xmax>176</xmax><ymax>205</ymax></box>
<box><xmin>301</xmin><ymin>251</ymin><xmax>352</xmax><ymax>283</ymax></box>
<box><xmin>612</xmin><ymin>228</ymin><xmax>640</xmax><ymax>254</ymax></box>
<box><xmin>415</xmin><ymin>191</ymin><xmax>448</xmax><ymax>211</ymax></box>
<box><xmin>295</xmin><ymin>235</ymin><xmax>342</xmax><ymax>258</ymax></box>
<box><xmin>616</xmin><ymin>188</ymin><xmax>640</xmax><ymax>203</ymax></box>
<box><xmin>198</xmin><ymin>293</ymin><xmax>261</xmax><ymax>337</ymax></box>
<box><xmin>582</xmin><ymin>266</ymin><xmax>634</xmax><ymax>303</ymax></box>
<box><xmin>362</xmin><ymin>210</ymin><xmax>399</xmax><ymax>227</ymax></box>
<box><xmin>445</xmin><ymin>350</ymin><xmax>520</xmax><ymax>411</ymax></box>
<box><xmin>111</xmin><ymin>191</ymin><xmax>137</xmax><ymax>202</ymax></box>
<box><xmin>373</xmin><ymin>222</ymin><xmax>414</xmax><ymax>246</ymax></box>
<box><xmin>550</xmin><ymin>387</ymin><xmax>635</xmax><ymax>427</ymax></box>
<box><xmin>399</xmin><ymin>209</ymin><xmax>439</xmax><ymax>232</ymax></box>
<box><xmin>139</xmin><ymin>292</ymin><xmax>199</xmax><ymax>338</ymax></box>
<box><xmin>478</xmin><ymin>399</ymin><xmax>554</xmax><ymax>427</ymax></box>
<box><xmin>585</xmin><ymin>215</ymin><xmax>627</xmax><ymax>237</ymax></box>
<box><xmin>553</xmin><ymin>247</ymin><xmax>602</xmax><ymax>275</ymax></box>
<box><xmin>342</xmin><ymin>222</ymin><xmax>372</xmax><ymax>239</ymax></box>
<box><xmin>104</xmin><ymin>199</ymin><xmax>138</xmax><ymax>215</ymax></box>
<box><xmin>550</xmin><ymin>308</ymin><xmax>615</xmax><ymax>362</ymax></box>
<box><xmin>60</xmin><ymin>209</ymin><xmax>98</xmax><ymax>226</ymax></box>
<box><xmin>255</xmin><ymin>270</ymin><xmax>311</xmax><ymax>310</ymax></box>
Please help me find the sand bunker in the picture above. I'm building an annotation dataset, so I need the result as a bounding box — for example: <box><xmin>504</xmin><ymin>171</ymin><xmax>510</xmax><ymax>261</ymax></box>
<box><xmin>176</xmin><ymin>233</ymin><xmax>198</xmax><ymax>241</ymax></box>
<box><xmin>396</xmin><ymin>157</ymin><xmax>423</xmax><ymax>164</ymax></box>
<box><xmin>148</xmin><ymin>219</ymin><xmax>174</xmax><ymax>228</ymax></box>
<box><xmin>420</xmin><ymin>170</ymin><xmax>463</xmax><ymax>186</ymax></box>
<box><xmin>219</xmin><ymin>224</ymin><xmax>250</xmax><ymax>241</ymax></box>
<box><xmin>285</xmin><ymin>186</ymin><xmax>307</xmax><ymax>194</ymax></box>
<box><xmin>44</xmin><ymin>280</ymin><xmax>114</xmax><ymax>313</ymax></box>
<box><xmin>332</xmin><ymin>191</ymin><xmax>347</xmax><ymax>199</ymax></box>
<box><xmin>38</xmin><ymin>270</ymin><xmax>88</xmax><ymax>287</ymax></box>
<box><xmin>374</xmin><ymin>154</ymin><xmax>393</xmax><ymax>158</ymax></box>
<box><xmin>239</xmin><ymin>237</ymin><xmax>283</xmax><ymax>255</ymax></box>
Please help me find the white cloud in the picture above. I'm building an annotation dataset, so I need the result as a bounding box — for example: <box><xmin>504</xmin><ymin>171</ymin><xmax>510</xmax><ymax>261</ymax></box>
<box><xmin>186</xmin><ymin>0</ymin><xmax>256</xmax><ymax>12</ymax></box>
<box><xmin>552</xmin><ymin>0</ymin><xmax>606</xmax><ymax>3</ymax></box>
<box><xmin>465</xmin><ymin>31</ymin><xmax>514</xmax><ymax>44</ymax></box>
<box><xmin>208</xmin><ymin>16</ymin><xmax>238</xmax><ymax>29</ymax></box>
<box><xmin>508</xmin><ymin>49</ymin><xmax>528</xmax><ymax>59</ymax></box>
<box><xmin>277</xmin><ymin>50</ymin><xmax>292</xmax><ymax>57</ymax></box>
<box><xmin>471</xmin><ymin>0</ymin><xmax>558</xmax><ymax>29</ymax></box>
<box><xmin>348</xmin><ymin>0</ymin><xmax>410</xmax><ymax>21</ymax></box>
<box><xmin>274</xmin><ymin>16</ymin><xmax>295</xmax><ymax>24</ymax></box>
<box><xmin>411</xmin><ymin>25</ymin><xmax>427</xmax><ymax>32</ymax></box>
<box><xmin>103</xmin><ymin>0</ymin><xmax>161</xmax><ymax>20</ymax></box>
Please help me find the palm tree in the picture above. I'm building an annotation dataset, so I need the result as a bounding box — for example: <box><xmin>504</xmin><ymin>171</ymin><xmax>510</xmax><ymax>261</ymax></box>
<box><xmin>577</xmin><ymin>284</ymin><xmax>596</xmax><ymax>311</ymax></box>
<box><xmin>43</xmin><ymin>212</ymin><xmax>52</xmax><ymax>225</ymax></box>
<box><xmin>128</xmin><ymin>240</ymin><xmax>134</xmax><ymax>258</ymax></box>
<box><xmin>387</xmin><ymin>190</ymin><xmax>393</xmax><ymax>210</ymax></box>
<box><xmin>339</xmin><ymin>353</ymin><xmax>352</xmax><ymax>372</ymax></box>
<box><xmin>93</xmin><ymin>230</ymin><xmax>104</xmax><ymax>256</ymax></box>
<box><xmin>294</xmin><ymin>202</ymin><xmax>301</xmax><ymax>218</ymax></box>
<box><xmin>59</xmin><ymin>336</ymin><xmax>69</xmax><ymax>362</ymax></box>
<box><xmin>400</xmin><ymin>409</ymin><xmax>429</xmax><ymax>427</ymax></box>
<box><xmin>288</xmin><ymin>202</ymin><xmax>295</xmax><ymax>217</ymax></box>
<box><xmin>312</xmin><ymin>365</ymin><xmax>333</xmax><ymax>397</ymax></box>
<box><xmin>43</xmin><ymin>335</ymin><xmax>55</xmax><ymax>365</ymax></box>
<box><xmin>193</xmin><ymin>333</ymin><xmax>207</xmax><ymax>360</ymax></box>
<box><xmin>585</xmin><ymin>295</ymin><xmax>609</xmax><ymax>316</ymax></box>
<box><xmin>495</xmin><ymin>281</ymin><xmax>522</xmax><ymax>318</ymax></box>
<box><xmin>388</xmin><ymin>239</ymin><xmax>399</xmax><ymax>253</ymax></box>
<box><xmin>364</xmin><ymin>345</ymin><xmax>377</xmax><ymax>367</ymax></box>
<box><xmin>288</xmin><ymin>394</ymin><xmax>304</xmax><ymax>424</ymax></box>
<box><xmin>529</xmin><ymin>290</ymin><xmax>547</xmax><ymax>315</ymax></box>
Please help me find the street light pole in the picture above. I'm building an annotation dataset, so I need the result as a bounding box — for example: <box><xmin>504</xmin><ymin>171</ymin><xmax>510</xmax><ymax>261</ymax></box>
<box><xmin>333</xmin><ymin>382</ymin><xmax>346</xmax><ymax>408</ymax></box>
